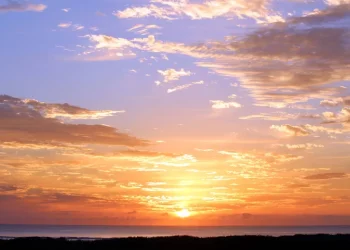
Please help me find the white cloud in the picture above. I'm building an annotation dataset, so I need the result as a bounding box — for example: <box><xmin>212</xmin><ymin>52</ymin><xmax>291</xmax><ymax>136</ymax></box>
<box><xmin>167</xmin><ymin>80</ymin><xmax>203</xmax><ymax>93</ymax></box>
<box><xmin>73</xmin><ymin>24</ymin><xmax>84</xmax><ymax>31</ymax></box>
<box><xmin>115</xmin><ymin>0</ymin><xmax>283</xmax><ymax>23</ymax></box>
<box><xmin>127</xmin><ymin>24</ymin><xmax>144</xmax><ymax>32</ymax></box>
<box><xmin>157</xmin><ymin>68</ymin><xmax>192</xmax><ymax>83</ymax></box>
<box><xmin>210</xmin><ymin>100</ymin><xmax>242</xmax><ymax>109</ymax></box>
<box><xmin>286</xmin><ymin>144</ymin><xmax>324</xmax><ymax>150</ymax></box>
<box><xmin>58</xmin><ymin>22</ymin><xmax>72</xmax><ymax>28</ymax></box>
<box><xmin>167</xmin><ymin>84</ymin><xmax>193</xmax><ymax>93</ymax></box>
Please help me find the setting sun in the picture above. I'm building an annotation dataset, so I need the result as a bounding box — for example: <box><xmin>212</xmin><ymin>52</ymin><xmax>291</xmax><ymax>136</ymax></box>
<box><xmin>176</xmin><ymin>209</ymin><xmax>191</xmax><ymax>218</ymax></box>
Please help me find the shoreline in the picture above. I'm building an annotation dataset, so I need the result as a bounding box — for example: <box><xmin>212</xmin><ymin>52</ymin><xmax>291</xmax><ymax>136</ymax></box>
<box><xmin>1</xmin><ymin>235</ymin><xmax>350</xmax><ymax>249</ymax></box>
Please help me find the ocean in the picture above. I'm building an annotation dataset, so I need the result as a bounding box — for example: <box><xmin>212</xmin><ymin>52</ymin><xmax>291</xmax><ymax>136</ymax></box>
<box><xmin>0</xmin><ymin>225</ymin><xmax>350</xmax><ymax>238</ymax></box>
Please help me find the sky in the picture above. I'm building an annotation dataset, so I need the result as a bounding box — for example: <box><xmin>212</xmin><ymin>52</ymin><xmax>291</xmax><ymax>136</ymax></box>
<box><xmin>0</xmin><ymin>0</ymin><xmax>350</xmax><ymax>226</ymax></box>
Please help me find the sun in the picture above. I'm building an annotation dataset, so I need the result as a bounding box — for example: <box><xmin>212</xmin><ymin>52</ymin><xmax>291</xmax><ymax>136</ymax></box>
<box><xmin>175</xmin><ymin>208</ymin><xmax>191</xmax><ymax>218</ymax></box>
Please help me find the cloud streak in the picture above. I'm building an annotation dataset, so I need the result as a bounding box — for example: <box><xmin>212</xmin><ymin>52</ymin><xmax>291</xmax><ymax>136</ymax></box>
<box><xmin>305</xmin><ymin>173</ymin><xmax>348</xmax><ymax>180</ymax></box>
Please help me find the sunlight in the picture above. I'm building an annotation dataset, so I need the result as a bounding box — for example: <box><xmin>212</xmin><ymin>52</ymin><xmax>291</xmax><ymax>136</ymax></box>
<box><xmin>175</xmin><ymin>208</ymin><xmax>191</xmax><ymax>218</ymax></box>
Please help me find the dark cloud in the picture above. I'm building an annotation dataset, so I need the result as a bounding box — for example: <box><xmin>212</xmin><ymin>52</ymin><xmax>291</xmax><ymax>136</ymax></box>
<box><xmin>0</xmin><ymin>95</ymin><xmax>148</xmax><ymax>147</ymax></box>
<box><xmin>288</xmin><ymin>183</ymin><xmax>310</xmax><ymax>189</ymax></box>
<box><xmin>50</xmin><ymin>193</ymin><xmax>96</xmax><ymax>203</ymax></box>
<box><xmin>320</xmin><ymin>96</ymin><xmax>350</xmax><ymax>107</ymax></box>
<box><xmin>26</xmin><ymin>188</ymin><xmax>43</xmax><ymax>196</ymax></box>
<box><xmin>1</xmin><ymin>95</ymin><xmax>121</xmax><ymax>120</ymax></box>
<box><xmin>197</xmin><ymin>26</ymin><xmax>350</xmax><ymax>106</ymax></box>
<box><xmin>0</xmin><ymin>0</ymin><xmax>46</xmax><ymax>12</ymax></box>
<box><xmin>289</xmin><ymin>3</ymin><xmax>350</xmax><ymax>25</ymax></box>
<box><xmin>0</xmin><ymin>185</ymin><xmax>17</xmax><ymax>192</ymax></box>
<box><xmin>127</xmin><ymin>210</ymin><xmax>137</xmax><ymax>215</ymax></box>
<box><xmin>305</xmin><ymin>173</ymin><xmax>348</xmax><ymax>180</ymax></box>
<box><xmin>242</xmin><ymin>213</ymin><xmax>253</xmax><ymax>219</ymax></box>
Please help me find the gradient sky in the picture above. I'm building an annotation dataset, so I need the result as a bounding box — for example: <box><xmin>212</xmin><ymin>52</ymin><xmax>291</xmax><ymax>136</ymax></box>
<box><xmin>1</xmin><ymin>0</ymin><xmax>350</xmax><ymax>226</ymax></box>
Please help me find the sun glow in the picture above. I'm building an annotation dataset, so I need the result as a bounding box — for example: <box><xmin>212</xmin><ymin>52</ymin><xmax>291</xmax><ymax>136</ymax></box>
<box><xmin>175</xmin><ymin>208</ymin><xmax>191</xmax><ymax>218</ymax></box>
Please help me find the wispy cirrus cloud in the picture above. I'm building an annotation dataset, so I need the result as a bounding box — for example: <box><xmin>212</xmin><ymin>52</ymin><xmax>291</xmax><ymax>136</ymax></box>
<box><xmin>275</xmin><ymin>143</ymin><xmax>324</xmax><ymax>150</ymax></box>
<box><xmin>167</xmin><ymin>80</ymin><xmax>204</xmax><ymax>93</ymax></box>
<box><xmin>127</xmin><ymin>24</ymin><xmax>162</xmax><ymax>35</ymax></box>
<box><xmin>115</xmin><ymin>0</ymin><xmax>283</xmax><ymax>23</ymax></box>
<box><xmin>240</xmin><ymin>112</ymin><xmax>321</xmax><ymax>121</ymax></box>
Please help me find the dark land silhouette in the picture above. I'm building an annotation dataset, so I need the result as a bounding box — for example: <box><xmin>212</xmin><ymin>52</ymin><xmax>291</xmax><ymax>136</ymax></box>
<box><xmin>1</xmin><ymin>235</ymin><xmax>350</xmax><ymax>249</ymax></box>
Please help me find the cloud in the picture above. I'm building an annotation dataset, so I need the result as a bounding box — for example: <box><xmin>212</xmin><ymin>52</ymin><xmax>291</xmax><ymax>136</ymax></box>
<box><xmin>58</xmin><ymin>22</ymin><xmax>72</xmax><ymax>28</ymax></box>
<box><xmin>270</xmin><ymin>124</ymin><xmax>310</xmax><ymax>136</ymax></box>
<box><xmin>62</xmin><ymin>8</ymin><xmax>70</xmax><ymax>13</ymax></box>
<box><xmin>77</xmin><ymin>149</ymin><xmax>196</xmax><ymax>168</ymax></box>
<box><xmin>83</xmin><ymin>5</ymin><xmax>350</xmax><ymax>107</ymax></box>
<box><xmin>58</xmin><ymin>23</ymin><xmax>84</xmax><ymax>31</ymax></box>
<box><xmin>210</xmin><ymin>100</ymin><xmax>241</xmax><ymax>109</ymax></box>
<box><xmin>242</xmin><ymin>213</ymin><xmax>253</xmax><ymax>219</ymax></box>
<box><xmin>167</xmin><ymin>80</ymin><xmax>204</xmax><ymax>93</ymax></box>
<box><xmin>0</xmin><ymin>185</ymin><xmax>17</xmax><ymax>192</ymax></box>
<box><xmin>320</xmin><ymin>97</ymin><xmax>350</xmax><ymax>107</ymax></box>
<box><xmin>277</xmin><ymin>143</ymin><xmax>324</xmax><ymax>150</ymax></box>
<box><xmin>240</xmin><ymin>112</ymin><xmax>320</xmax><ymax>121</ymax></box>
<box><xmin>73</xmin><ymin>24</ymin><xmax>84</xmax><ymax>31</ymax></box>
<box><xmin>127</xmin><ymin>24</ymin><xmax>162</xmax><ymax>35</ymax></box>
<box><xmin>303</xmin><ymin>124</ymin><xmax>346</xmax><ymax>134</ymax></box>
<box><xmin>115</xmin><ymin>0</ymin><xmax>283</xmax><ymax>23</ymax></box>
<box><xmin>127</xmin><ymin>24</ymin><xmax>144</xmax><ymax>32</ymax></box>
<box><xmin>167</xmin><ymin>84</ymin><xmax>193</xmax><ymax>93</ymax></box>
<box><xmin>323</xmin><ymin>107</ymin><xmax>350</xmax><ymax>127</ymax></box>
<box><xmin>21</xmin><ymin>97</ymin><xmax>124</xmax><ymax>120</ymax></box>
<box><xmin>0</xmin><ymin>1</ymin><xmax>46</xmax><ymax>12</ymax></box>
<box><xmin>0</xmin><ymin>95</ymin><xmax>148</xmax><ymax>147</ymax></box>
<box><xmin>218</xmin><ymin>150</ymin><xmax>303</xmax><ymax>169</ymax></box>
<box><xmin>157</xmin><ymin>68</ymin><xmax>192</xmax><ymax>83</ymax></box>
<box><xmin>85</xmin><ymin>34</ymin><xmax>212</xmax><ymax>62</ymax></box>
<box><xmin>305</xmin><ymin>173</ymin><xmax>348</xmax><ymax>180</ymax></box>
<box><xmin>197</xmin><ymin>27</ymin><xmax>350</xmax><ymax>107</ymax></box>
<box><xmin>78</xmin><ymin>34</ymin><xmax>139</xmax><ymax>61</ymax></box>
<box><xmin>289</xmin><ymin>1</ymin><xmax>350</xmax><ymax>25</ymax></box>
<box><xmin>115</xmin><ymin>4</ymin><xmax>176</xmax><ymax>20</ymax></box>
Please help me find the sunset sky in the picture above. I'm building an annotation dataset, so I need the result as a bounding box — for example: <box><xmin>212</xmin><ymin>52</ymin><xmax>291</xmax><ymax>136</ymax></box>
<box><xmin>1</xmin><ymin>0</ymin><xmax>350</xmax><ymax>226</ymax></box>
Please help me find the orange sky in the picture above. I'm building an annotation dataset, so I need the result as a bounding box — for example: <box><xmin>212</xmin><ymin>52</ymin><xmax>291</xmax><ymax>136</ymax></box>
<box><xmin>1</xmin><ymin>0</ymin><xmax>350</xmax><ymax>226</ymax></box>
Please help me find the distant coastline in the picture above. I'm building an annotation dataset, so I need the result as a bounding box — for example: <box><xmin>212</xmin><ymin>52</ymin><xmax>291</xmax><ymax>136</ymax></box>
<box><xmin>1</xmin><ymin>224</ymin><xmax>350</xmax><ymax>238</ymax></box>
<box><xmin>1</xmin><ymin>225</ymin><xmax>350</xmax><ymax>238</ymax></box>
<box><xmin>1</xmin><ymin>235</ymin><xmax>350</xmax><ymax>249</ymax></box>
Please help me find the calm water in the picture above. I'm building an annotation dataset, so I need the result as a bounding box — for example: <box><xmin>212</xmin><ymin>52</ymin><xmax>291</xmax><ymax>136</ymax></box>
<box><xmin>1</xmin><ymin>225</ymin><xmax>350</xmax><ymax>238</ymax></box>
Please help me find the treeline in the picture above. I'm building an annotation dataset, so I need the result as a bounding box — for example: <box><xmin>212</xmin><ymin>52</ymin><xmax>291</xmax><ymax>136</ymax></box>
<box><xmin>1</xmin><ymin>235</ymin><xmax>350</xmax><ymax>249</ymax></box>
